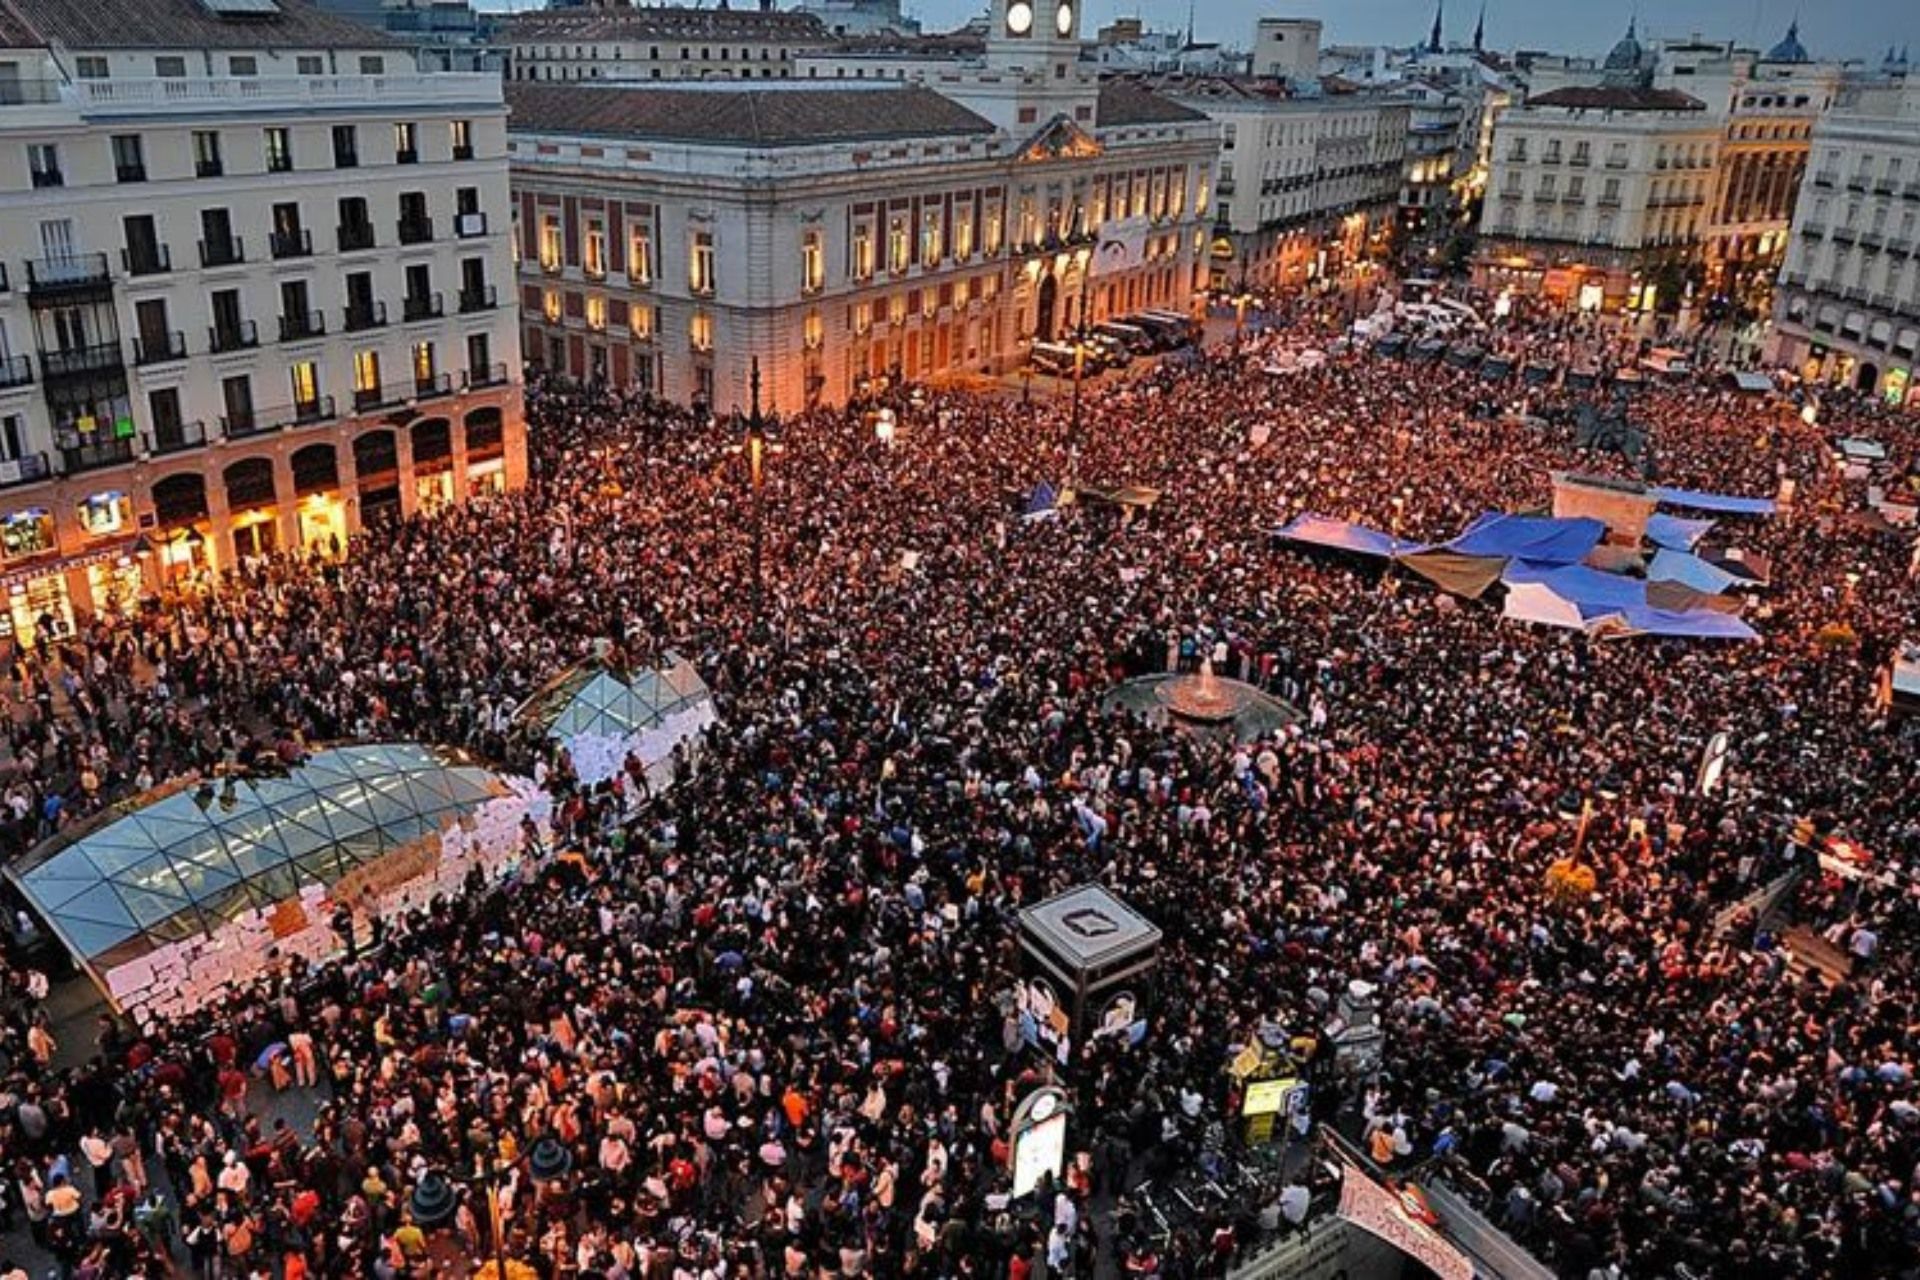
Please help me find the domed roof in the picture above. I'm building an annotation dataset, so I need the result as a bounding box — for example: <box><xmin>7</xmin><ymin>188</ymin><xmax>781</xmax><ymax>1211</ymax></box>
<box><xmin>1604</xmin><ymin>18</ymin><xmax>1643</xmax><ymax>71</ymax></box>
<box><xmin>1764</xmin><ymin>20</ymin><xmax>1809</xmax><ymax>64</ymax></box>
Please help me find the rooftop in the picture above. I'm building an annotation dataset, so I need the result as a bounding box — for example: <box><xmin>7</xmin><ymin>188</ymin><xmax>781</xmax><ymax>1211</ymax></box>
<box><xmin>0</xmin><ymin>0</ymin><xmax>394</xmax><ymax>51</ymax></box>
<box><xmin>1096</xmin><ymin>78</ymin><xmax>1209</xmax><ymax>126</ymax></box>
<box><xmin>1527</xmin><ymin>85</ymin><xmax>1705</xmax><ymax>112</ymax></box>
<box><xmin>506</xmin><ymin>5</ymin><xmax>829</xmax><ymax>43</ymax></box>
<box><xmin>506</xmin><ymin>81</ymin><xmax>995</xmax><ymax>147</ymax></box>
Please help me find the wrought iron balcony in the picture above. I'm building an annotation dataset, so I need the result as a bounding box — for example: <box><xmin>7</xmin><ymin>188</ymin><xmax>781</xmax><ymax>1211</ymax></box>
<box><xmin>199</xmin><ymin>235</ymin><xmax>246</xmax><ymax>268</ymax></box>
<box><xmin>343</xmin><ymin>300</ymin><xmax>387</xmax><ymax>332</ymax></box>
<box><xmin>270</xmin><ymin>228</ymin><xmax>313</xmax><ymax>260</ymax></box>
<box><xmin>458</xmin><ymin>285</ymin><xmax>496</xmax><ymax>312</ymax></box>
<box><xmin>279</xmin><ymin>310</ymin><xmax>326</xmax><ymax>342</ymax></box>
<box><xmin>208</xmin><ymin>319</ymin><xmax>258</xmax><ymax>353</ymax></box>
<box><xmin>134</xmin><ymin>331</ymin><xmax>187</xmax><ymax>365</ymax></box>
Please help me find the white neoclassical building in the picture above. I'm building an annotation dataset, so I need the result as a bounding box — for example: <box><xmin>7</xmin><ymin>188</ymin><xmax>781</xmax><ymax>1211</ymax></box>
<box><xmin>1770</xmin><ymin>72</ymin><xmax>1920</xmax><ymax>405</ymax></box>
<box><xmin>0</xmin><ymin>0</ymin><xmax>525</xmax><ymax>643</ymax></box>
<box><xmin>507</xmin><ymin>0</ymin><xmax>1220</xmax><ymax>413</ymax></box>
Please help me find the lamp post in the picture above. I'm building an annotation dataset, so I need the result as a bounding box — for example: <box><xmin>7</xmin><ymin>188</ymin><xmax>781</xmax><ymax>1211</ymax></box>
<box><xmin>729</xmin><ymin>359</ymin><xmax>784</xmax><ymax>634</ymax></box>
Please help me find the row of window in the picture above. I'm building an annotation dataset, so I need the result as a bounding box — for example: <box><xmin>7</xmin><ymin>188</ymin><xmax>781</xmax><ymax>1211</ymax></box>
<box><xmin>518</xmin><ymin>43</ymin><xmax>793</xmax><ymax>63</ymax></box>
<box><xmin>71</xmin><ymin>54</ymin><xmax>393</xmax><ymax>80</ymax></box>
<box><xmin>23</xmin><ymin>120</ymin><xmax>474</xmax><ymax>190</ymax></box>
<box><xmin>104</xmin><ymin>187</ymin><xmax>489</xmax><ymax>279</ymax></box>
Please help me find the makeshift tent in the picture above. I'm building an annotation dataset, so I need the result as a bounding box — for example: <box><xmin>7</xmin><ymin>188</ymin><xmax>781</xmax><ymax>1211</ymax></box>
<box><xmin>1025</xmin><ymin>481</ymin><xmax>1058</xmax><ymax>518</ymax></box>
<box><xmin>1413</xmin><ymin>338</ymin><xmax>1447</xmax><ymax>361</ymax></box>
<box><xmin>1645</xmin><ymin>513</ymin><xmax>1715</xmax><ymax>550</ymax></box>
<box><xmin>1725</xmin><ymin>371</ymin><xmax>1774</xmax><ymax>393</ymax></box>
<box><xmin>1838</xmin><ymin>437</ymin><xmax>1888</xmax><ymax>463</ymax></box>
<box><xmin>1446</xmin><ymin>513</ymin><xmax>1606</xmax><ymax>565</ymax></box>
<box><xmin>1273</xmin><ymin>514</ymin><xmax>1428</xmax><ymax>559</ymax></box>
<box><xmin>1649</xmin><ymin>548</ymin><xmax>1739</xmax><ymax>595</ymax></box>
<box><xmin>1503</xmin><ymin>580</ymin><xmax>1595</xmax><ymax>631</ymax></box>
<box><xmin>1650</xmin><ymin>487</ymin><xmax>1777</xmax><ymax>516</ymax></box>
<box><xmin>1646</xmin><ymin>580</ymin><xmax>1744</xmax><ymax>614</ymax></box>
<box><xmin>1502</xmin><ymin>561</ymin><xmax>1646</xmax><ymax>612</ymax></box>
<box><xmin>1482</xmin><ymin>355</ymin><xmax>1514</xmax><ymax>381</ymax></box>
<box><xmin>1376</xmin><ymin>334</ymin><xmax>1409</xmax><ymax>357</ymax></box>
<box><xmin>1615</xmin><ymin>606</ymin><xmax>1758</xmax><ymax>641</ymax></box>
<box><xmin>1400</xmin><ymin>551</ymin><xmax>1506</xmax><ymax>599</ymax></box>
<box><xmin>517</xmin><ymin>655</ymin><xmax>716</xmax><ymax>788</ymax></box>
<box><xmin>1704</xmin><ymin>547</ymin><xmax>1771</xmax><ymax>588</ymax></box>
<box><xmin>1523</xmin><ymin>362</ymin><xmax>1557</xmax><ymax>386</ymax></box>
<box><xmin>1445</xmin><ymin>344</ymin><xmax>1483</xmax><ymax>369</ymax></box>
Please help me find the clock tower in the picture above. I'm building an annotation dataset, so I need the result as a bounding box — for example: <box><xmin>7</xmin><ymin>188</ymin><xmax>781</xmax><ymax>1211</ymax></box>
<box><xmin>986</xmin><ymin>0</ymin><xmax>1083</xmax><ymax>74</ymax></box>
<box><xmin>968</xmin><ymin>0</ymin><xmax>1095</xmax><ymax>133</ymax></box>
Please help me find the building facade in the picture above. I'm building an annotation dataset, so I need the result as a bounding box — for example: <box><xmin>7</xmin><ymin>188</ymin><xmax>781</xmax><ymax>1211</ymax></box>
<box><xmin>507</xmin><ymin>0</ymin><xmax>1219</xmax><ymax>413</ymax></box>
<box><xmin>0</xmin><ymin>0</ymin><xmax>524</xmax><ymax>643</ymax></box>
<box><xmin>503</xmin><ymin>5</ymin><xmax>833</xmax><ymax>84</ymax></box>
<box><xmin>1475</xmin><ymin>24</ymin><xmax>1721</xmax><ymax>313</ymax></box>
<box><xmin>1157</xmin><ymin>76</ymin><xmax>1408</xmax><ymax>293</ymax></box>
<box><xmin>1769</xmin><ymin>73</ymin><xmax>1920</xmax><ymax>404</ymax></box>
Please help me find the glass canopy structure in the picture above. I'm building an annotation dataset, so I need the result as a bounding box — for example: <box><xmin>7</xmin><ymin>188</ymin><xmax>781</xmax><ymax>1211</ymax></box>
<box><xmin>7</xmin><ymin>743</ymin><xmax>504</xmax><ymax>973</ymax></box>
<box><xmin>518</xmin><ymin>653</ymin><xmax>712</xmax><ymax>743</ymax></box>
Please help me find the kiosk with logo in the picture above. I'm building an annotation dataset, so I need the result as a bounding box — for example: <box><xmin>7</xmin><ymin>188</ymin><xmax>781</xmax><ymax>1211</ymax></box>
<box><xmin>1015</xmin><ymin>884</ymin><xmax>1161</xmax><ymax>1064</ymax></box>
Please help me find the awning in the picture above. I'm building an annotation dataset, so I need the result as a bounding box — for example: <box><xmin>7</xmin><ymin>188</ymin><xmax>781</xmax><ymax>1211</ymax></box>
<box><xmin>1651</xmin><ymin>486</ymin><xmax>1777</xmax><ymax>516</ymax></box>
<box><xmin>1274</xmin><ymin>514</ymin><xmax>1428</xmax><ymax>559</ymax></box>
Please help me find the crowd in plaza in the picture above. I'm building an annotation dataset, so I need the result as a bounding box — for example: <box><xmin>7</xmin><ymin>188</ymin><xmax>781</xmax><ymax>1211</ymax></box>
<box><xmin>0</xmin><ymin>289</ymin><xmax>1915</xmax><ymax>1280</ymax></box>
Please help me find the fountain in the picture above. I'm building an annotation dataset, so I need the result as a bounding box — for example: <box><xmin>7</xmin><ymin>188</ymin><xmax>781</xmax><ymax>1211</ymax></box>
<box><xmin>1158</xmin><ymin>660</ymin><xmax>1241</xmax><ymax>725</ymax></box>
<box><xmin>1100</xmin><ymin>659</ymin><xmax>1301</xmax><ymax>743</ymax></box>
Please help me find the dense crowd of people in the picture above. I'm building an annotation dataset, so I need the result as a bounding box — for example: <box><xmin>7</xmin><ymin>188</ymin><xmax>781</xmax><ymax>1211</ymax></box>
<box><xmin>0</xmin><ymin>287</ymin><xmax>1915</xmax><ymax>1280</ymax></box>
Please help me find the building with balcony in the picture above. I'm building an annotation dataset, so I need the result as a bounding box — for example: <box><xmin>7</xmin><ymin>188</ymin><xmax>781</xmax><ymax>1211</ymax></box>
<box><xmin>1474</xmin><ymin>23</ymin><xmax>1719</xmax><ymax>313</ymax></box>
<box><xmin>1769</xmin><ymin>71</ymin><xmax>1920</xmax><ymax>405</ymax></box>
<box><xmin>1150</xmin><ymin>74</ymin><xmax>1410</xmax><ymax>293</ymax></box>
<box><xmin>507</xmin><ymin>0</ymin><xmax>1218</xmax><ymax>412</ymax></box>
<box><xmin>0</xmin><ymin>0</ymin><xmax>524</xmax><ymax>644</ymax></box>
<box><xmin>502</xmin><ymin>4</ymin><xmax>835</xmax><ymax>84</ymax></box>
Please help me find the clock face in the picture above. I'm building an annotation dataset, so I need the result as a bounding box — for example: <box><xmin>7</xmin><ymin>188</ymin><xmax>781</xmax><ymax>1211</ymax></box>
<box><xmin>1006</xmin><ymin>1</ymin><xmax>1033</xmax><ymax>35</ymax></box>
<box><xmin>1056</xmin><ymin>2</ymin><xmax>1074</xmax><ymax>36</ymax></box>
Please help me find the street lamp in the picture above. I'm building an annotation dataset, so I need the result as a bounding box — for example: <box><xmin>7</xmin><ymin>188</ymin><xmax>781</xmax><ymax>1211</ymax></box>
<box><xmin>729</xmin><ymin>359</ymin><xmax>784</xmax><ymax>631</ymax></box>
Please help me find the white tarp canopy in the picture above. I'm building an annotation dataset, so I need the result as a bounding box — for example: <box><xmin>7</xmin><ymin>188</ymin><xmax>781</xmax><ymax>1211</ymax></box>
<box><xmin>1502</xmin><ymin>580</ymin><xmax>1596</xmax><ymax>632</ymax></box>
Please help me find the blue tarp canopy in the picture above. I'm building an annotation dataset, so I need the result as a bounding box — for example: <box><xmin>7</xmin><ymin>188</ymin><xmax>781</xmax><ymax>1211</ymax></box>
<box><xmin>1651</xmin><ymin>486</ymin><xmax>1777</xmax><ymax>516</ymax></box>
<box><xmin>1503</xmin><ymin>560</ymin><xmax>1647</xmax><ymax>611</ymax></box>
<box><xmin>1645</xmin><ymin>513</ymin><xmax>1715</xmax><ymax>550</ymax></box>
<box><xmin>1025</xmin><ymin>481</ymin><xmax>1058</xmax><ymax>517</ymax></box>
<box><xmin>1649</xmin><ymin>548</ymin><xmax>1739</xmax><ymax>594</ymax></box>
<box><xmin>1446</xmin><ymin>513</ymin><xmax>1606</xmax><ymax>565</ymax></box>
<box><xmin>1274</xmin><ymin>514</ymin><xmax>1429</xmax><ymax>558</ymax></box>
<box><xmin>1617</xmin><ymin>606</ymin><xmax>1759</xmax><ymax>641</ymax></box>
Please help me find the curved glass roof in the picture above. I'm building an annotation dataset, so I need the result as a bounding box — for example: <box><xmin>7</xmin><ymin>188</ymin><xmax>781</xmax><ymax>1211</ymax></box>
<box><xmin>7</xmin><ymin>744</ymin><xmax>504</xmax><ymax>967</ymax></box>
<box><xmin>518</xmin><ymin>653</ymin><xmax>712</xmax><ymax>741</ymax></box>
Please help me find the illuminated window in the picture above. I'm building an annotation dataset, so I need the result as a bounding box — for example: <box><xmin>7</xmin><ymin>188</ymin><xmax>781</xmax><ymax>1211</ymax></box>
<box><xmin>853</xmin><ymin>224</ymin><xmax>875</xmax><ymax>280</ymax></box>
<box><xmin>585</xmin><ymin>295</ymin><xmax>607</xmax><ymax>330</ymax></box>
<box><xmin>690</xmin><ymin>309</ymin><xmax>713</xmax><ymax>351</ymax></box>
<box><xmin>853</xmin><ymin>300</ymin><xmax>873</xmax><ymax>333</ymax></box>
<box><xmin>583</xmin><ymin>223</ymin><xmax>606</xmax><ymax>277</ymax></box>
<box><xmin>888</xmin><ymin>215</ymin><xmax>909</xmax><ymax>273</ymax></box>
<box><xmin>984</xmin><ymin>204</ymin><xmax>1004</xmax><ymax>255</ymax></box>
<box><xmin>804</xmin><ymin>308</ymin><xmax>823</xmax><ymax>349</ymax></box>
<box><xmin>1196</xmin><ymin>176</ymin><xmax>1210</xmax><ymax>217</ymax></box>
<box><xmin>290</xmin><ymin>361</ymin><xmax>319</xmax><ymax>407</ymax></box>
<box><xmin>75</xmin><ymin>492</ymin><xmax>132</xmax><ymax>538</ymax></box>
<box><xmin>887</xmin><ymin>293</ymin><xmax>907</xmax><ymax>325</ymax></box>
<box><xmin>630</xmin><ymin>303</ymin><xmax>654</xmax><ymax>340</ymax></box>
<box><xmin>412</xmin><ymin>341</ymin><xmax>435</xmax><ymax>382</ymax></box>
<box><xmin>628</xmin><ymin>226</ymin><xmax>653</xmax><ymax>284</ymax></box>
<box><xmin>539</xmin><ymin>215</ymin><xmax>562</xmax><ymax>271</ymax></box>
<box><xmin>920</xmin><ymin>210</ymin><xmax>942</xmax><ymax>268</ymax></box>
<box><xmin>690</xmin><ymin>230</ymin><xmax>715</xmax><ymax>294</ymax></box>
<box><xmin>543</xmin><ymin>290</ymin><xmax>561</xmax><ymax>322</ymax></box>
<box><xmin>801</xmin><ymin>228</ymin><xmax>825</xmax><ymax>293</ymax></box>
<box><xmin>352</xmin><ymin>349</ymin><xmax>381</xmax><ymax>394</ymax></box>
<box><xmin>954</xmin><ymin>207</ymin><xmax>974</xmax><ymax>260</ymax></box>
<box><xmin>1016</xmin><ymin>197</ymin><xmax>1036</xmax><ymax>247</ymax></box>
